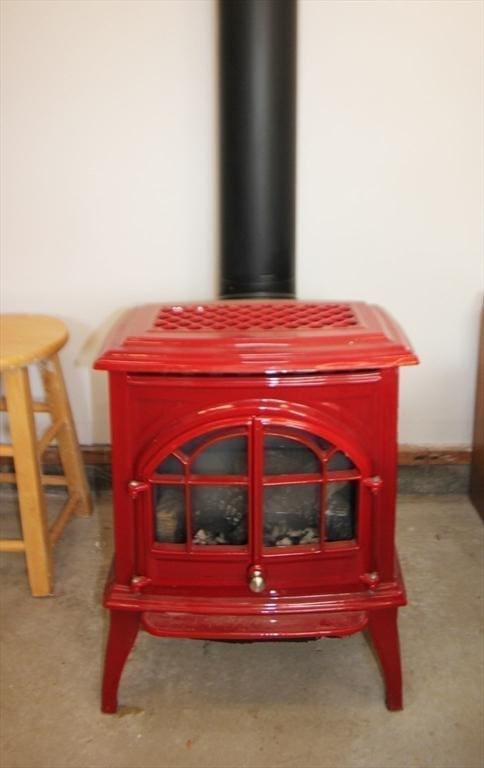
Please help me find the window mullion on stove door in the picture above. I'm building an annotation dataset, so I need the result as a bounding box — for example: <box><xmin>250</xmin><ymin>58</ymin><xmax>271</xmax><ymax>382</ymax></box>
<box><xmin>250</xmin><ymin>418</ymin><xmax>264</xmax><ymax>564</ymax></box>
<box><xmin>320</xmin><ymin>454</ymin><xmax>327</xmax><ymax>551</ymax></box>
<box><xmin>185</xmin><ymin>460</ymin><xmax>192</xmax><ymax>553</ymax></box>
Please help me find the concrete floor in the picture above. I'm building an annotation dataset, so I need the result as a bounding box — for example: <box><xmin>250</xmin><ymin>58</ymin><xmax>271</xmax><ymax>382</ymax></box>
<box><xmin>0</xmin><ymin>491</ymin><xmax>483</xmax><ymax>768</ymax></box>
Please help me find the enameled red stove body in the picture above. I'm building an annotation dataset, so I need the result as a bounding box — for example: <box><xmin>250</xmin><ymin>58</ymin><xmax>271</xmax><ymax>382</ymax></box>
<box><xmin>95</xmin><ymin>300</ymin><xmax>418</xmax><ymax>713</ymax></box>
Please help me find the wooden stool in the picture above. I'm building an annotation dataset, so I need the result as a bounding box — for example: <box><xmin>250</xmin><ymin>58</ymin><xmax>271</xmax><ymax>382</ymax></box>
<box><xmin>0</xmin><ymin>314</ymin><xmax>92</xmax><ymax>596</ymax></box>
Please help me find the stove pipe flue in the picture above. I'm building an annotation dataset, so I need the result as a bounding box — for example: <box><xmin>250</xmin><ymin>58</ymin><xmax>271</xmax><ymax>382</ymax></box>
<box><xmin>219</xmin><ymin>0</ymin><xmax>297</xmax><ymax>299</ymax></box>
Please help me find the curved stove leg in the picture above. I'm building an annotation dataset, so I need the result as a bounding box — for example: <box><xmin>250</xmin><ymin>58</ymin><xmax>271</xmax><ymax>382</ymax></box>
<box><xmin>101</xmin><ymin>610</ymin><xmax>140</xmax><ymax>713</ymax></box>
<box><xmin>368</xmin><ymin>607</ymin><xmax>403</xmax><ymax>711</ymax></box>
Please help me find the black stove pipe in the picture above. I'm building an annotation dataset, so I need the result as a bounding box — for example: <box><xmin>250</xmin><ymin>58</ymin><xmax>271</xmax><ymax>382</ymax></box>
<box><xmin>219</xmin><ymin>0</ymin><xmax>297</xmax><ymax>299</ymax></box>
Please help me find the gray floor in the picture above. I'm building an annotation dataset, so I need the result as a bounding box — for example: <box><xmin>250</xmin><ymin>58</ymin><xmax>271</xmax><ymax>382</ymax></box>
<box><xmin>0</xmin><ymin>491</ymin><xmax>483</xmax><ymax>768</ymax></box>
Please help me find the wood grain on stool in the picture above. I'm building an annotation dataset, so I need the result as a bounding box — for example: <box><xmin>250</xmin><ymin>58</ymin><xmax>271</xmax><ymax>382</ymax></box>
<box><xmin>0</xmin><ymin>314</ymin><xmax>92</xmax><ymax>596</ymax></box>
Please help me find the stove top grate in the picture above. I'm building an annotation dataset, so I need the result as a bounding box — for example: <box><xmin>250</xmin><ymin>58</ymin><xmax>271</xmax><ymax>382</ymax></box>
<box><xmin>152</xmin><ymin>302</ymin><xmax>359</xmax><ymax>332</ymax></box>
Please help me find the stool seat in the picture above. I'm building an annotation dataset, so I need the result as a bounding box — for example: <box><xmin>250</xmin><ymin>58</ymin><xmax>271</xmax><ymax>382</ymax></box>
<box><xmin>0</xmin><ymin>315</ymin><xmax>68</xmax><ymax>371</ymax></box>
<box><xmin>0</xmin><ymin>313</ymin><xmax>91</xmax><ymax>596</ymax></box>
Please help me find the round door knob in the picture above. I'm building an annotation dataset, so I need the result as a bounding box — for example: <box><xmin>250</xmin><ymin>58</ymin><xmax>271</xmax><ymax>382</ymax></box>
<box><xmin>249</xmin><ymin>567</ymin><xmax>265</xmax><ymax>593</ymax></box>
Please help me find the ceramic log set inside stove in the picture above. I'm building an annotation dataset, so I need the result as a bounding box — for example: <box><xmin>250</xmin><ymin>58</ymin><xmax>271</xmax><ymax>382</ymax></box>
<box><xmin>95</xmin><ymin>1</ymin><xmax>418</xmax><ymax>713</ymax></box>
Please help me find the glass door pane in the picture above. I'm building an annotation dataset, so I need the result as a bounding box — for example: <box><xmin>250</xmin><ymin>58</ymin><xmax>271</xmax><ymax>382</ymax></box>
<box><xmin>191</xmin><ymin>485</ymin><xmax>248</xmax><ymax>545</ymax></box>
<box><xmin>263</xmin><ymin>434</ymin><xmax>322</xmax><ymax>548</ymax></box>
<box><xmin>264</xmin><ymin>435</ymin><xmax>320</xmax><ymax>474</ymax></box>
<box><xmin>154</xmin><ymin>485</ymin><xmax>185</xmax><ymax>543</ymax></box>
<box><xmin>325</xmin><ymin>482</ymin><xmax>357</xmax><ymax>541</ymax></box>
<box><xmin>191</xmin><ymin>436</ymin><xmax>247</xmax><ymax>475</ymax></box>
<box><xmin>263</xmin><ymin>483</ymin><xmax>320</xmax><ymax>547</ymax></box>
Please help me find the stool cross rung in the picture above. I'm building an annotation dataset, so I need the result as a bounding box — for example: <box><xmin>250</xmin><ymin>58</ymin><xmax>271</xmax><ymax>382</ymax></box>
<box><xmin>32</xmin><ymin>401</ymin><xmax>51</xmax><ymax>413</ymax></box>
<box><xmin>0</xmin><ymin>472</ymin><xmax>68</xmax><ymax>487</ymax></box>
<box><xmin>1</xmin><ymin>416</ymin><xmax>63</xmax><ymax>458</ymax></box>
<box><xmin>0</xmin><ymin>472</ymin><xmax>17</xmax><ymax>484</ymax></box>
<box><xmin>0</xmin><ymin>396</ymin><xmax>50</xmax><ymax>413</ymax></box>
<box><xmin>49</xmin><ymin>493</ymin><xmax>80</xmax><ymax>545</ymax></box>
<box><xmin>0</xmin><ymin>539</ymin><xmax>26</xmax><ymax>553</ymax></box>
<box><xmin>41</xmin><ymin>474</ymin><xmax>69</xmax><ymax>487</ymax></box>
<box><xmin>37</xmin><ymin>419</ymin><xmax>63</xmax><ymax>456</ymax></box>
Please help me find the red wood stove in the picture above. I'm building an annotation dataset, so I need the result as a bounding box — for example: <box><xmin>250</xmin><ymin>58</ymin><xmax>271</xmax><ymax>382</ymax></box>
<box><xmin>95</xmin><ymin>299</ymin><xmax>418</xmax><ymax>713</ymax></box>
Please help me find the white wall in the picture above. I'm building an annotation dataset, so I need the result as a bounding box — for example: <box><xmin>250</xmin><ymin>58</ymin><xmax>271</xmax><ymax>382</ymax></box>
<box><xmin>1</xmin><ymin>0</ymin><xmax>482</xmax><ymax>447</ymax></box>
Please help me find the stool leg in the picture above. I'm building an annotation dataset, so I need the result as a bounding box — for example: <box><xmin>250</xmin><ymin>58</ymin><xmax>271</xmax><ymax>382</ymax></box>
<box><xmin>4</xmin><ymin>367</ymin><xmax>53</xmax><ymax>596</ymax></box>
<box><xmin>41</xmin><ymin>354</ymin><xmax>92</xmax><ymax>518</ymax></box>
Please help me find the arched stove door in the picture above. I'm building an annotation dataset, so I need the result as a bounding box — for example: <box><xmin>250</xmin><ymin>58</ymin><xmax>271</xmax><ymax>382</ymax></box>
<box><xmin>137</xmin><ymin>416</ymin><xmax>373</xmax><ymax>593</ymax></box>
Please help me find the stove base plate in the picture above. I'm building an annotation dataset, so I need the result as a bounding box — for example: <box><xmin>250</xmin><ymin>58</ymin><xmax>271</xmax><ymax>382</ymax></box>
<box><xmin>141</xmin><ymin>607</ymin><xmax>368</xmax><ymax>640</ymax></box>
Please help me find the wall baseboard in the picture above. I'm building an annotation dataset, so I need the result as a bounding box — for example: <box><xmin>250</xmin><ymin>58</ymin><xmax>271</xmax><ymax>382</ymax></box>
<box><xmin>0</xmin><ymin>443</ymin><xmax>472</xmax><ymax>496</ymax></box>
<box><xmin>397</xmin><ymin>445</ymin><xmax>471</xmax><ymax>466</ymax></box>
<box><xmin>38</xmin><ymin>443</ymin><xmax>472</xmax><ymax>468</ymax></box>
